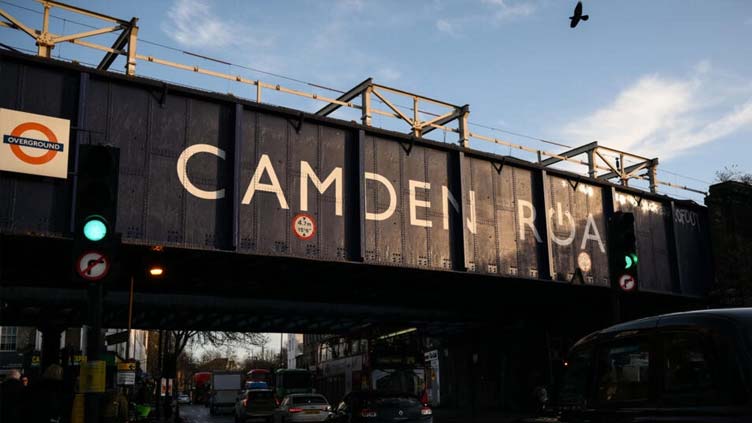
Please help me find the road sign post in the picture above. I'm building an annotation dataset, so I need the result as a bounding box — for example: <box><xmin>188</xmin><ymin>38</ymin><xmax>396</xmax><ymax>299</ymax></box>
<box><xmin>71</xmin><ymin>145</ymin><xmax>120</xmax><ymax>423</ymax></box>
<box><xmin>84</xmin><ymin>282</ymin><xmax>104</xmax><ymax>423</ymax></box>
<box><xmin>607</xmin><ymin>211</ymin><xmax>639</xmax><ymax>324</ymax></box>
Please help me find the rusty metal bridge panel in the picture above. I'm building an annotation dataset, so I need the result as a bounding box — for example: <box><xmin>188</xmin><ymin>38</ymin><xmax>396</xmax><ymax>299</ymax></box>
<box><xmin>0</xmin><ymin>51</ymin><xmax>712</xmax><ymax>300</ymax></box>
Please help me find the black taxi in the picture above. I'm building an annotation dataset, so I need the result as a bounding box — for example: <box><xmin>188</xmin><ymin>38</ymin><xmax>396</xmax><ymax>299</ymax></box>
<box><xmin>552</xmin><ymin>308</ymin><xmax>752</xmax><ymax>423</ymax></box>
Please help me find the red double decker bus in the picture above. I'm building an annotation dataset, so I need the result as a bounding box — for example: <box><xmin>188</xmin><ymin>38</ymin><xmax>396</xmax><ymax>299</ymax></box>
<box><xmin>192</xmin><ymin>372</ymin><xmax>212</xmax><ymax>405</ymax></box>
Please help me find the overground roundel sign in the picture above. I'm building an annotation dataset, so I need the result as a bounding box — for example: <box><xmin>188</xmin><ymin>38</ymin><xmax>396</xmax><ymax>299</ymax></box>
<box><xmin>292</xmin><ymin>213</ymin><xmax>316</xmax><ymax>240</ymax></box>
<box><xmin>0</xmin><ymin>108</ymin><xmax>70</xmax><ymax>179</ymax></box>
<box><xmin>76</xmin><ymin>251</ymin><xmax>110</xmax><ymax>281</ymax></box>
<box><xmin>9</xmin><ymin>122</ymin><xmax>60</xmax><ymax>165</ymax></box>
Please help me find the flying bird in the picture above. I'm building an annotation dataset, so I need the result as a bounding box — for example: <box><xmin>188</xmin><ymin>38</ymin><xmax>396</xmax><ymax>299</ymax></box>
<box><xmin>570</xmin><ymin>1</ymin><xmax>589</xmax><ymax>28</ymax></box>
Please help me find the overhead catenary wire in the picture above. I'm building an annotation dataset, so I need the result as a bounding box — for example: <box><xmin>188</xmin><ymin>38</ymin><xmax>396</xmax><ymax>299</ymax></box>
<box><xmin>0</xmin><ymin>0</ymin><xmax>563</xmax><ymax>151</ymax></box>
<box><xmin>0</xmin><ymin>0</ymin><xmax>710</xmax><ymax>194</ymax></box>
<box><xmin>0</xmin><ymin>41</ymin><xmax>32</xmax><ymax>54</ymax></box>
<box><xmin>0</xmin><ymin>41</ymin><xmax>21</xmax><ymax>53</ymax></box>
<box><xmin>0</xmin><ymin>0</ymin><xmax>346</xmax><ymax>93</ymax></box>
<box><xmin>467</xmin><ymin>121</ymin><xmax>573</xmax><ymax>149</ymax></box>
<box><xmin>0</xmin><ymin>0</ymin><xmax>581</xmax><ymax>147</ymax></box>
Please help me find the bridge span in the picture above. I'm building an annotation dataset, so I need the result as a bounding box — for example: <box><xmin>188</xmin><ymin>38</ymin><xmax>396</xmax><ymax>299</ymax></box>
<box><xmin>0</xmin><ymin>47</ymin><xmax>715</xmax><ymax>412</ymax></box>
<box><xmin>0</xmin><ymin>50</ymin><xmax>713</xmax><ymax>332</ymax></box>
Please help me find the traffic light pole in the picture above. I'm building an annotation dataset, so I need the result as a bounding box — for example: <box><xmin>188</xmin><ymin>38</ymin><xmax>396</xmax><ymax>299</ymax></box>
<box><xmin>126</xmin><ymin>275</ymin><xmax>134</xmax><ymax>359</ymax></box>
<box><xmin>72</xmin><ymin>145</ymin><xmax>120</xmax><ymax>422</ymax></box>
<box><xmin>611</xmin><ymin>290</ymin><xmax>622</xmax><ymax>325</ymax></box>
<box><xmin>607</xmin><ymin>211</ymin><xmax>637</xmax><ymax>324</ymax></box>
<box><xmin>85</xmin><ymin>282</ymin><xmax>104</xmax><ymax>423</ymax></box>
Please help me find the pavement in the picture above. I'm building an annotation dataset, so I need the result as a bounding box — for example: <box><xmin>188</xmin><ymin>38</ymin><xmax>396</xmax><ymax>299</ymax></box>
<box><xmin>177</xmin><ymin>404</ymin><xmax>536</xmax><ymax>423</ymax></box>
<box><xmin>432</xmin><ymin>407</ymin><xmax>534</xmax><ymax>423</ymax></box>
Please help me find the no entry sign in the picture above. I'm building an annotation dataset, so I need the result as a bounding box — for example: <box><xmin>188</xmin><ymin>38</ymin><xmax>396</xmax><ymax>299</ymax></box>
<box><xmin>76</xmin><ymin>251</ymin><xmax>110</xmax><ymax>281</ymax></box>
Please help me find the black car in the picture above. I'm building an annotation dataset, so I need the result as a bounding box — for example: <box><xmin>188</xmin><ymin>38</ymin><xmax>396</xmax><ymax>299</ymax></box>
<box><xmin>328</xmin><ymin>391</ymin><xmax>432</xmax><ymax>423</ymax></box>
<box><xmin>540</xmin><ymin>308</ymin><xmax>752</xmax><ymax>423</ymax></box>
<box><xmin>235</xmin><ymin>389</ymin><xmax>276</xmax><ymax>423</ymax></box>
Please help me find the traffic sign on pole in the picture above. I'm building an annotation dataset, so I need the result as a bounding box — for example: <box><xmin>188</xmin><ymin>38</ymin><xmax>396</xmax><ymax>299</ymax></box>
<box><xmin>619</xmin><ymin>274</ymin><xmax>636</xmax><ymax>292</ymax></box>
<box><xmin>75</xmin><ymin>251</ymin><xmax>110</xmax><ymax>281</ymax></box>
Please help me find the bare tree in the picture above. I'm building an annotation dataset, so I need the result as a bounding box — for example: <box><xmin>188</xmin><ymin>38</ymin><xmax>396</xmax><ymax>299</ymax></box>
<box><xmin>163</xmin><ymin>331</ymin><xmax>269</xmax><ymax>419</ymax></box>
<box><xmin>168</xmin><ymin>330</ymin><xmax>271</xmax><ymax>360</ymax></box>
<box><xmin>716</xmin><ymin>165</ymin><xmax>752</xmax><ymax>185</ymax></box>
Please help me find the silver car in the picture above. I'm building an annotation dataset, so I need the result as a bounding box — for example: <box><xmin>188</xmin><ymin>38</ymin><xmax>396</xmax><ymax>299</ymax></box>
<box><xmin>273</xmin><ymin>394</ymin><xmax>332</xmax><ymax>422</ymax></box>
<box><xmin>177</xmin><ymin>393</ymin><xmax>191</xmax><ymax>404</ymax></box>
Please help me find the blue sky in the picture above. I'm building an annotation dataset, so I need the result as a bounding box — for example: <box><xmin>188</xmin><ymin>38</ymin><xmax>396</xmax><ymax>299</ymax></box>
<box><xmin>2</xmin><ymin>0</ymin><xmax>751</xmax><ymax>204</ymax></box>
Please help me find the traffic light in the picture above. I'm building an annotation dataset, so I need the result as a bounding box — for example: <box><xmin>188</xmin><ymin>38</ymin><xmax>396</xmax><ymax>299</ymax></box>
<box><xmin>608</xmin><ymin>211</ymin><xmax>639</xmax><ymax>292</ymax></box>
<box><xmin>72</xmin><ymin>145</ymin><xmax>120</xmax><ymax>282</ymax></box>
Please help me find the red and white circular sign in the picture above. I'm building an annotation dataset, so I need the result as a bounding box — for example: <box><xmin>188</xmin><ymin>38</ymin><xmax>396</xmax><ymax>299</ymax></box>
<box><xmin>76</xmin><ymin>251</ymin><xmax>110</xmax><ymax>281</ymax></box>
<box><xmin>292</xmin><ymin>213</ymin><xmax>316</xmax><ymax>240</ymax></box>
<box><xmin>619</xmin><ymin>274</ymin><xmax>636</xmax><ymax>292</ymax></box>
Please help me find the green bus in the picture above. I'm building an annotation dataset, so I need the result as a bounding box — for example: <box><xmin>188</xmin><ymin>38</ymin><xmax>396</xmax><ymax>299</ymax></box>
<box><xmin>274</xmin><ymin>369</ymin><xmax>314</xmax><ymax>401</ymax></box>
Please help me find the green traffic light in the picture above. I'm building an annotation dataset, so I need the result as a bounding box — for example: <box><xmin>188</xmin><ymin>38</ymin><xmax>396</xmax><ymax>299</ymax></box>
<box><xmin>624</xmin><ymin>253</ymin><xmax>638</xmax><ymax>269</ymax></box>
<box><xmin>83</xmin><ymin>217</ymin><xmax>108</xmax><ymax>241</ymax></box>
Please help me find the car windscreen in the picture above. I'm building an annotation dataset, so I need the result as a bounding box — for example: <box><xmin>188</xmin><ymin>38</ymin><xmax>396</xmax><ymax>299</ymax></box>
<box><xmin>248</xmin><ymin>391</ymin><xmax>274</xmax><ymax>400</ymax></box>
<box><xmin>282</xmin><ymin>372</ymin><xmax>311</xmax><ymax>389</ymax></box>
<box><xmin>292</xmin><ymin>396</ymin><xmax>328</xmax><ymax>405</ymax></box>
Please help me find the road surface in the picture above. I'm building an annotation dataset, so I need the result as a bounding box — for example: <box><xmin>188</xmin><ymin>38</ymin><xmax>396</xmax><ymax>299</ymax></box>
<box><xmin>179</xmin><ymin>404</ymin><xmax>234</xmax><ymax>423</ymax></box>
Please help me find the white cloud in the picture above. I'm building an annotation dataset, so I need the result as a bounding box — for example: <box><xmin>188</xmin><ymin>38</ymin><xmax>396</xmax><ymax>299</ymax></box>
<box><xmin>336</xmin><ymin>0</ymin><xmax>365</xmax><ymax>12</ymax></box>
<box><xmin>375</xmin><ymin>67</ymin><xmax>402</xmax><ymax>83</ymax></box>
<box><xmin>312</xmin><ymin>0</ymin><xmax>369</xmax><ymax>50</ymax></box>
<box><xmin>482</xmin><ymin>0</ymin><xmax>536</xmax><ymax>21</ymax></box>
<box><xmin>693</xmin><ymin>60</ymin><xmax>711</xmax><ymax>75</ymax></box>
<box><xmin>162</xmin><ymin>0</ymin><xmax>274</xmax><ymax>49</ymax></box>
<box><xmin>162</xmin><ymin>0</ymin><xmax>232</xmax><ymax>47</ymax></box>
<box><xmin>562</xmin><ymin>64</ymin><xmax>752</xmax><ymax>161</ymax></box>
<box><xmin>436</xmin><ymin>19</ymin><xmax>459</xmax><ymax>37</ymax></box>
<box><xmin>670</xmin><ymin>101</ymin><xmax>752</xmax><ymax>152</ymax></box>
<box><xmin>436</xmin><ymin>0</ymin><xmax>535</xmax><ymax>35</ymax></box>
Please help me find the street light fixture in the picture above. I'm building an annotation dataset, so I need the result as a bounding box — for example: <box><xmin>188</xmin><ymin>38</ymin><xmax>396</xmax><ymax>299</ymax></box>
<box><xmin>149</xmin><ymin>266</ymin><xmax>164</xmax><ymax>277</ymax></box>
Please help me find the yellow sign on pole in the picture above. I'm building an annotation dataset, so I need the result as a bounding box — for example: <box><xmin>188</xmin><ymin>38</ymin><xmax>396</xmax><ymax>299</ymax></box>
<box><xmin>79</xmin><ymin>360</ymin><xmax>106</xmax><ymax>393</ymax></box>
<box><xmin>73</xmin><ymin>354</ymin><xmax>87</xmax><ymax>366</ymax></box>
<box><xmin>117</xmin><ymin>362</ymin><xmax>136</xmax><ymax>372</ymax></box>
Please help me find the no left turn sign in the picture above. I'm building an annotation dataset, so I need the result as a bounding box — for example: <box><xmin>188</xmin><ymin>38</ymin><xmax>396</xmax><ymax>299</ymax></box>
<box><xmin>76</xmin><ymin>251</ymin><xmax>110</xmax><ymax>281</ymax></box>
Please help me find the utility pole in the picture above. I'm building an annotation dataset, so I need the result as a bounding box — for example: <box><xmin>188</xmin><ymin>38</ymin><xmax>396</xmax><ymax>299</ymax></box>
<box><xmin>156</xmin><ymin>329</ymin><xmax>164</xmax><ymax>419</ymax></box>
<box><xmin>126</xmin><ymin>275</ymin><xmax>135</xmax><ymax>359</ymax></box>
